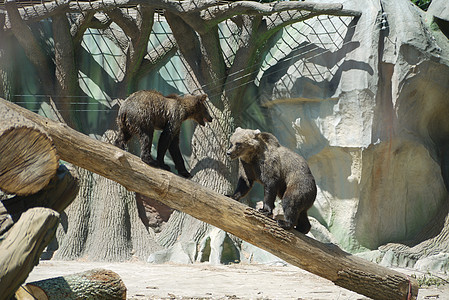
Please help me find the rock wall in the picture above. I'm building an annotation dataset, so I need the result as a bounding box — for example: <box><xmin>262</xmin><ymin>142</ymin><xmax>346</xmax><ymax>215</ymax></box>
<box><xmin>260</xmin><ymin>0</ymin><xmax>449</xmax><ymax>271</ymax></box>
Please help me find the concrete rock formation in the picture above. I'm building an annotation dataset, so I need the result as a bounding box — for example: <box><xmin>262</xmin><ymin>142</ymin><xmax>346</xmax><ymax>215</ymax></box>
<box><xmin>260</xmin><ymin>0</ymin><xmax>449</xmax><ymax>272</ymax></box>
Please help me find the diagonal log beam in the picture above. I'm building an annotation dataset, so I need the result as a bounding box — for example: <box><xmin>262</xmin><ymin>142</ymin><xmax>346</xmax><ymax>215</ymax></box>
<box><xmin>0</xmin><ymin>98</ymin><xmax>418</xmax><ymax>300</ymax></box>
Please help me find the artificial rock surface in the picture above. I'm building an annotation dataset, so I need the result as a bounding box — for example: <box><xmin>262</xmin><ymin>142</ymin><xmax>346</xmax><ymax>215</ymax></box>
<box><xmin>260</xmin><ymin>0</ymin><xmax>449</xmax><ymax>272</ymax></box>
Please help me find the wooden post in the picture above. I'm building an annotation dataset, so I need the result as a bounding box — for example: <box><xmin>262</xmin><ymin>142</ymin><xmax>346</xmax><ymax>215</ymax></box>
<box><xmin>16</xmin><ymin>269</ymin><xmax>126</xmax><ymax>300</ymax></box>
<box><xmin>0</xmin><ymin>98</ymin><xmax>419</xmax><ymax>300</ymax></box>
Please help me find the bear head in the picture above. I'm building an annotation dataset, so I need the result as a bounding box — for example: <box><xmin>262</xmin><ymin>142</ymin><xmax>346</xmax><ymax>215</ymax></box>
<box><xmin>227</xmin><ymin>127</ymin><xmax>262</xmax><ymax>162</ymax></box>
<box><xmin>184</xmin><ymin>94</ymin><xmax>213</xmax><ymax>126</ymax></box>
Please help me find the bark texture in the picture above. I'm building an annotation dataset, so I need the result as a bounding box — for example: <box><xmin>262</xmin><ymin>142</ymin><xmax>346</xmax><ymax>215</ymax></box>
<box><xmin>0</xmin><ymin>97</ymin><xmax>419</xmax><ymax>300</ymax></box>
<box><xmin>0</xmin><ymin>208</ymin><xmax>59</xmax><ymax>300</ymax></box>
<box><xmin>17</xmin><ymin>269</ymin><xmax>126</xmax><ymax>300</ymax></box>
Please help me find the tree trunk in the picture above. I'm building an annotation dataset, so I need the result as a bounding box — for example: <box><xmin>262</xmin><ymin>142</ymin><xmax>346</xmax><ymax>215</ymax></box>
<box><xmin>16</xmin><ymin>269</ymin><xmax>126</xmax><ymax>300</ymax></box>
<box><xmin>0</xmin><ymin>105</ymin><xmax>59</xmax><ymax>196</ymax></box>
<box><xmin>156</xmin><ymin>102</ymin><xmax>237</xmax><ymax>264</ymax></box>
<box><xmin>4</xmin><ymin>0</ymin><xmax>55</xmax><ymax>98</ymax></box>
<box><xmin>0</xmin><ymin>97</ymin><xmax>420</xmax><ymax>300</ymax></box>
<box><xmin>0</xmin><ymin>21</ymin><xmax>12</xmax><ymax>101</ymax></box>
<box><xmin>52</xmin><ymin>13</ymin><xmax>78</xmax><ymax>127</ymax></box>
<box><xmin>54</xmin><ymin>131</ymin><xmax>162</xmax><ymax>261</ymax></box>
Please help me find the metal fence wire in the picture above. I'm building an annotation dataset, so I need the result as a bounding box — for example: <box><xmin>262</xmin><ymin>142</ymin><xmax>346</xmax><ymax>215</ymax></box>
<box><xmin>3</xmin><ymin>0</ymin><xmax>359</xmax><ymax>160</ymax></box>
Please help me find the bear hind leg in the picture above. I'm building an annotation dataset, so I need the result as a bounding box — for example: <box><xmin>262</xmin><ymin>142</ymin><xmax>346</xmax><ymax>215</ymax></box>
<box><xmin>278</xmin><ymin>193</ymin><xmax>311</xmax><ymax>234</ymax></box>
<box><xmin>168</xmin><ymin>135</ymin><xmax>191</xmax><ymax>178</ymax></box>
<box><xmin>114</xmin><ymin>124</ymin><xmax>132</xmax><ymax>150</ymax></box>
<box><xmin>276</xmin><ymin>193</ymin><xmax>299</xmax><ymax>230</ymax></box>
<box><xmin>156</xmin><ymin>128</ymin><xmax>172</xmax><ymax>171</ymax></box>
<box><xmin>295</xmin><ymin>210</ymin><xmax>311</xmax><ymax>234</ymax></box>
<box><xmin>138</xmin><ymin>127</ymin><xmax>158</xmax><ymax>167</ymax></box>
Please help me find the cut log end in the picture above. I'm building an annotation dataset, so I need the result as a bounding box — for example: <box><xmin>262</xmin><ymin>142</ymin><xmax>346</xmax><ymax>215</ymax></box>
<box><xmin>0</xmin><ymin>126</ymin><xmax>59</xmax><ymax>195</ymax></box>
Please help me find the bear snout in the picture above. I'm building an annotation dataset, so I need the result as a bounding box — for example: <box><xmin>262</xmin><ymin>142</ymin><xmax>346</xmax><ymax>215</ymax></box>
<box><xmin>203</xmin><ymin>116</ymin><xmax>213</xmax><ymax>124</ymax></box>
<box><xmin>226</xmin><ymin>150</ymin><xmax>238</xmax><ymax>160</ymax></box>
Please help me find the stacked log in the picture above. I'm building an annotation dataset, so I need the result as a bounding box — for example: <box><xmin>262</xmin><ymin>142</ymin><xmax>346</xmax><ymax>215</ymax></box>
<box><xmin>0</xmin><ymin>105</ymin><xmax>59</xmax><ymax>196</ymax></box>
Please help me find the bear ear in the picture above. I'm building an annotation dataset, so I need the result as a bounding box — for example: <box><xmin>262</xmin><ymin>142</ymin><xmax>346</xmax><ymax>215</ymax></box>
<box><xmin>235</xmin><ymin>127</ymin><xmax>242</xmax><ymax>132</ymax></box>
<box><xmin>199</xmin><ymin>94</ymin><xmax>207</xmax><ymax>103</ymax></box>
<box><xmin>253</xmin><ymin>129</ymin><xmax>262</xmax><ymax>139</ymax></box>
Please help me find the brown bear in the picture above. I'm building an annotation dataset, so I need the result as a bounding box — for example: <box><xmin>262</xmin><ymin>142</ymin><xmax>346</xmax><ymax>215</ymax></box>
<box><xmin>114</xmin><ymin>90</ymin><xmax>212</xmax><ymax>178</ymax></box>
<box><xmin>227</xmin><ymin>127</ymin><xmax>317</xmax><ymax>234</ymax></box>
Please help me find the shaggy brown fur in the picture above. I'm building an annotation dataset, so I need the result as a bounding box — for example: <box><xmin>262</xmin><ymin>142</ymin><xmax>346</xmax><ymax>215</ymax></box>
<box><xmin>227</xmin><ymin>128</ymin><xmax>317</xmax><ymax>233</ymax></box>
<box><xmin>114</xmin><ymin>90</ymin><xmax>212</xmax><ymax>178</ymax></box>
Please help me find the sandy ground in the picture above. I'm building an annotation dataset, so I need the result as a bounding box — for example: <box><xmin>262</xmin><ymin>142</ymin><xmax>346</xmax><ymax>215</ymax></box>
<box><xmin>24</xmin><ymin>260</ymin><xmax>449</xmax><ymax>300</ymax></box>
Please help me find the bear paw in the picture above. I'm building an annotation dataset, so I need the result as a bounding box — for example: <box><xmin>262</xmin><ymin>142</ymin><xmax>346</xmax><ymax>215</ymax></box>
<box><xmin>258</xmin><ymin>208</ymin><xmax>273</xmax><ymax>217</ymax></box>
<box><xmin>157</xmin><ymin>162</ymin><xmax>171</xmax><ymax>171</ymax></box>
<box><xmin>142</xmin><ymin>157</ymin><xmax>158</xmax><ymax>167</ymax></box>
<box><xmin>178</xmin><ymin>170</ymin><xmax>192</xmax><ymax>179</ymax></box>
<box><xmin>277</xmin><ymin>219</ymin><xmax>293</xmax><ymax>231</ymax></box>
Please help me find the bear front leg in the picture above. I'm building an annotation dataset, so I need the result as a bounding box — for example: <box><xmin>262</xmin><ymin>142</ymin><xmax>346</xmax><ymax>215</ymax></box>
<box><xmin>156</xmin><ymin>128</ymin><xmax>172</xmax><ymax>171</ymax></box>
<box><xmin>230</xmin><ymin>177</ymin><xmax>254</xmax><ymax>200</ymax></box>
<box><xmin>259</xmin><ymin>184</ymin><xmax>276</xmax><ymax>217</ymax></box>
<box><xmin>168</xmin><ymin>134</ymin><xmax>191</xmax><ymax>178</ymax></box>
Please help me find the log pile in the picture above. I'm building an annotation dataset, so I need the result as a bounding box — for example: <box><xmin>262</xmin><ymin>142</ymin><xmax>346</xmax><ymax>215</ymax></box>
<box><xmin>0</xmin><ymin>107</ymin><xmax>82</xmax><ymax>299</ymax></box>
<box><xmin>0</xmin><ymin>164</ymin><xmax>80</xmax><ymax>299</ymax></box>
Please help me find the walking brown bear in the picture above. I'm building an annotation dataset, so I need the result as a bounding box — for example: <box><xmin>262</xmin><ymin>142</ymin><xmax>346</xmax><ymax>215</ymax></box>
<box><xmin>227</xmin><ymin>127</ymin><xmax>317</xmax><ymax>234</ymax></box>
<box><xmin>114</xmin><ymin>90</ymin><xmax>213</xmax><ymax>178</ymax></box>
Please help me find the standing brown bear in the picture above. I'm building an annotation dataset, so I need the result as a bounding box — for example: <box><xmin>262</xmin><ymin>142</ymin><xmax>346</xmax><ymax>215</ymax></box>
<box><xmin>227</xmin><ymin>127</ymin><xmax>317</xmax><ymax>234</ymax></box>
<box><xmin>114</xmin><ymin>90</ymin><xmax>212</xmax><ymax>178</ymax></box>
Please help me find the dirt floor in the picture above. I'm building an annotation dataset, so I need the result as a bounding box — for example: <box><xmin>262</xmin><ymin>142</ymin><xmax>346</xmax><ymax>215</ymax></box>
<box><xmin>24</xmin><ymin>260</ymin><xmax>449</xmax><ymax>299</ymax></box>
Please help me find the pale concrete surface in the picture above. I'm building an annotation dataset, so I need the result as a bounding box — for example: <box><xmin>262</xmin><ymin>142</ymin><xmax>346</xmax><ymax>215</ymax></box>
<box><xmin>23</xmin><ymin>260</ymin><xmax>449</xmax><ymax>299</ymax></box>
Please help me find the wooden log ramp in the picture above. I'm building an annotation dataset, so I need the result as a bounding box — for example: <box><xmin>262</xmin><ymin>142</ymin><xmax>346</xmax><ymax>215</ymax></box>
<box><xmin>0</xmin><ymin>98</ymin><xmax>419</xmax><ymax>300</ymax></box>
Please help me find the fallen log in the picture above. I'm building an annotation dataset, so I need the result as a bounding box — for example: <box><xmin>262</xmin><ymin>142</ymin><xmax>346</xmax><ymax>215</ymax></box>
<box><xmin>15</xmin><ymin>269</ymin><xmax>126</xmax><ymax>300</ymax></box>
<box><xmin>0</xmin><ymin>98</ymin><xmax>419</xmax><ymax>300</ymax></box>
<box><xmin>0</xmin><ymin>164</ymin><xmax>79</xmax><ymax>236</ymax></box>
<box><xmin>0</xmin><ymin>104</ymin><xmax>59</xmax><ymax>195</ymax></box>
<box><xmin>0</xmin><ymin>207</ymin><xmax>59</xmax><ymax>300</ymax></box>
